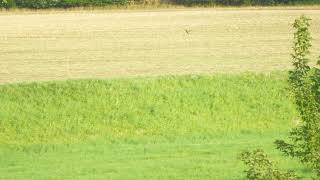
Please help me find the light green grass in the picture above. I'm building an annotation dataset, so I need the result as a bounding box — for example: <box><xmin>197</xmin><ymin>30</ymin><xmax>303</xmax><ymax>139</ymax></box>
<box><xmin>0</xmin><ymin>73</ymin><xmax>296</xmax><ymax>145</ymax></box>
<box><xmin>0</xmin><ymin>73</ymin><xmax>310</xmax><ymax>179</ymax></box>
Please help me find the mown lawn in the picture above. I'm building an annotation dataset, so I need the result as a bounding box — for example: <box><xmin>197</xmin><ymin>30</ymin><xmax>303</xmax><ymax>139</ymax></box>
<box><xmin>0</xmin><ymin>73</ymin><xmax>311</xmax><ymax>179</ymax></box>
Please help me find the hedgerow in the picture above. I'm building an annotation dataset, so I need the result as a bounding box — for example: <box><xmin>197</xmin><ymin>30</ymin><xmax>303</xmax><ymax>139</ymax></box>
<box><xmin>172</xmin><ymin>0</ymin><xmax>320</xmax><ymax>6</ymax></box>
<box><xmin>0</xmin><ymin>0</ymin><xmax>319</xmax><ymax>9</ymax></box>
<box><xmin>1</xmin><ymin>0</ymin><xmax>129</xmax><ymax>8</ymax></box>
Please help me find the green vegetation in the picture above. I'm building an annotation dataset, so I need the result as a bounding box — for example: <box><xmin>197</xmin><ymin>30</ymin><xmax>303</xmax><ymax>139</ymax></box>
<box><xmin>1</xmin><ymin>7</ymin><xmax>319</xmax><ymax>180</ymax></box>
<box><xmin>241</xmin><ymin>15</ymin><xmax>320</xmax><ymax>179</ymax></box>
<box><xmin>240</xmin><ymin>149</ymin><xmax>300</xmax><ymax>180</ymax></box>
<box><xmin>275</xmin><ymin>15</ymin><xmax>320</xmax><ymax>177</ymax></box>
<box><xmin>0</xmin><ymin>73</ymin><xmax>295</xmax><ymax>145</ymax></box>
<box><xmin>172</xmin><ymin>0</ymin><xmax>320</xmax><ymax>6</ymax></box>
<box><xmin>0</xmin><ymin>73</ymin><xmax>307</xmax><ymax>179</ymax></box>
<box><xmin>1</xmin><ymin>0</ymin><xmax>320</xmax><ymax>9</ymax></box>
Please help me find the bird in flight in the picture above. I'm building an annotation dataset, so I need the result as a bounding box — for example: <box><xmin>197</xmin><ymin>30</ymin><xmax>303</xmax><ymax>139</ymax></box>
<box><xmin>185</xmin><ymin>29</ymin><xmax>192</xmax><ymax>34</ymax></box>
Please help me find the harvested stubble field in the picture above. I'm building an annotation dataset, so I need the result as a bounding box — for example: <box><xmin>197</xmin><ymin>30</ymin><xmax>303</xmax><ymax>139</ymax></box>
<box><xmin>0</xmin><ymin>8</ymin><xmax>320</xmax><ymax>83</ymax></box>
<box><xmin>0</xmin><ymin>7</ymin><xmax>319</xmax><ymax>179</ymax></box>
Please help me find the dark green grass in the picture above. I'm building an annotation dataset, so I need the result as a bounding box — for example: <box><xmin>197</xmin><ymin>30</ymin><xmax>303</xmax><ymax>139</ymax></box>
<box><xmin>0</xmin><ymin>73</ymin><xmax>309</xmax><ymax>179</ymax></box>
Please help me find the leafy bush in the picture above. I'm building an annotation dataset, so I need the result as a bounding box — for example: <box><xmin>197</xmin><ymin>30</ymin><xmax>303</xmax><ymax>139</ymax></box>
<box><xmin>170</xmin><ymin>0</ymin><xmax>320</xmax><ymax>6</ymax></box>
<box><xmin>11</xmin><ymin>0</ymin><xmax>129</xmax><ymax>8</ymax></box>
<box><xmin>240</xmin><ymin>15</ymin><xmax>320</xmax><ymax>179</ymax></box>
<box><xmin>14</xmin><ymin>0</ymin><xmax>59</xmax><ymax>8</ymax></box>
<box><xmin>240</xmin><ymin>149</ymin><xmax>300</xmax><ymax>180</ymax></box>
<box><xmin>274</xmin><ymin>15</ymin><xmax>320</xmax><ymax>178</ymax></box>
<box><xmin>0</xmin><ymin>0</ymin><xmax>16</xmax><ymax>8</ymax></box>
<box><xmin>134</xmin><ymin>0</ymin><xmax>163</xmax><ymax>5</ymax></box>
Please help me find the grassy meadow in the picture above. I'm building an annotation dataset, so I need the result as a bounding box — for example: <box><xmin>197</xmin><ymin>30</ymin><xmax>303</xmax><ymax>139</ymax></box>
<box><xmin>0</xmin><ymin>73</ymin><xmax>308</xmax><ymax>179</ymax></box>
<box><xmin>0</xmin><ymin>8</ymin><xmax>319</xmax><ymax>179</ymax></box>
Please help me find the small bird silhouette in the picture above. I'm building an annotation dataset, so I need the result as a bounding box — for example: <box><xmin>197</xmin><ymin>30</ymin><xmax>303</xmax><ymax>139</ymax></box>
<box><xmin>184</xmin><ymin>29</ymin><xmax>192</xmax><ymax>34</ymax></box>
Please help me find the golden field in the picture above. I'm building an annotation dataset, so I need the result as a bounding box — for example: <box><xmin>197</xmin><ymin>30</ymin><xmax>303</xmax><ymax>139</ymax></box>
<box><xmin>0</xmin><ymin>8</ymin><xmax>319</xmax><ymax>83</ymax></box>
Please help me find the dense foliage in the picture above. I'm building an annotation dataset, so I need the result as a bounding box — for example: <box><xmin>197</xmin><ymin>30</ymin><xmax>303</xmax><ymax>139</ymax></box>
<box><xmin>0</xmin><ymin>0</ymin><xmax>130</xmax><ymax>8</ymax></box>
<box><xmin>172</xmin><ymin>0</ymin><xmax>319</xmax><ymax>6</ymax></box>
<box><xmin>0</xmin><ymin>0</ymin><xmax>319</xmax><ymax>9</ymax></box>
<box><xmin>240</xmin><ymin>149</ymin><xmax>300</xmax><ymax>180</ymax></box>
<box><xmin>274</xmin><ymin>15</ymin><xmax>320</xmax><ymax>178</ymax></box>
<box><xmin>241</xmin><ymin>15</ymin><xmax>320</xmax><ymax>179</ymax></box>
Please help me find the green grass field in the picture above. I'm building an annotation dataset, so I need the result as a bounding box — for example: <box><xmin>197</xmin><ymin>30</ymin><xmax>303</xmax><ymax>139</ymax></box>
<box><xmin>0</xmin><ymin>8</ymin><xmax>318</xmax><ymax>179</ymax></box>
<box><xmin>0</xmin><ymin>73</ymin><xmax>310</xmax><ymax>179</ymax></box>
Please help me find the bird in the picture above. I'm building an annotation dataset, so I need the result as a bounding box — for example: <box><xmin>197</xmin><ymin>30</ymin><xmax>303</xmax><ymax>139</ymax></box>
<box><xmin>184</xmin><ymin>29</ymin><xmax>192</xmax><ymax>34</ymax></box>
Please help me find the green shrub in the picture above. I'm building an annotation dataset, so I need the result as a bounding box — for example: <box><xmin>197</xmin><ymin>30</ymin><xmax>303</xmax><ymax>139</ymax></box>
<box><xmin>169</xmin><ymin>0</ymin><xmax>320</xmax><ymax>6</ymax></box>
<box><xmin>12</xmin><ymin>0</ymin><xmax>129</xmax><ymax>8</ymax></box>
<box><xmin>239</xmin><ymin>149</ymin><xmax>300</xmax><ymax>180</ymax></box>
<box><xmin>0</xmin><ymin>0</ymin><xmax>16</xmax><ymax>8</ymax></box>
<box><xmin>14</xmin><ymin>0</ymin><xmax>60</xmax><ymax>8</ymax></box>
<box><xmin>241</xmin><ymin>15</ymin><xmax>320</xmax><ymax>179</ymax></box>
<box><xmin>274</xmin><ymin>15</ymin><xmax>320</xmax><ymax>178</ymax></box>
